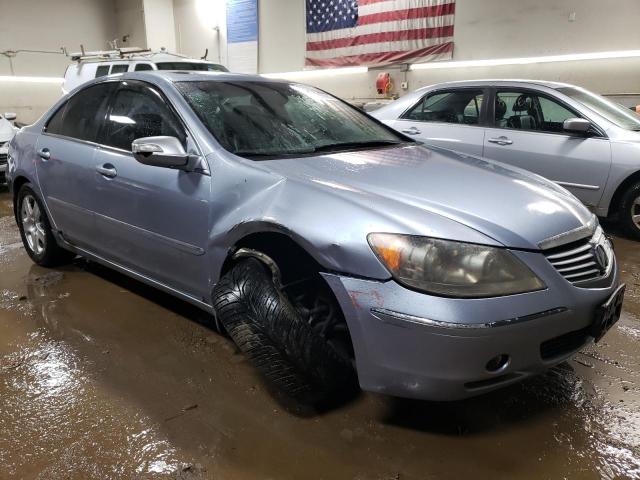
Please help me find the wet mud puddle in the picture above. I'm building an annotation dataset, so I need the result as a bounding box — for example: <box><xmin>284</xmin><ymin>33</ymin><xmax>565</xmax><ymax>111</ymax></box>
<box><xmin>1</xmin><ymin>189</ymin><xmax>639</xmax><ymax>479</ymax></box>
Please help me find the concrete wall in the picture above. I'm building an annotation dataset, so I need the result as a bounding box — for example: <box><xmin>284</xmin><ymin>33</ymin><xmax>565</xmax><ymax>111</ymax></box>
<box><xmin>114</xmin><ymin>0</ymin><xmax>147</xmax><ymax>50</ymax></box>
<box><xmin>0</xmin><ymin>0</ymin><xmax>117</xmax><ymax>123</ymax></box>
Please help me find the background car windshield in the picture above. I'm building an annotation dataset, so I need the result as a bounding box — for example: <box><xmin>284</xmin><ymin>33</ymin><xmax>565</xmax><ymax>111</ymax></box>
<box><xmin>156</xmin><ymin>62</ymin><xmax>229</xmax><ymax>72</ymax></box>
<box><xmin>177</xmin><ymin>81</ymin><xmax>403</xmax><ymax>157</ymax></box>
<box><xmin>558</xmin><ymin>86</ymin><xmax>640</xmax><ymax>131</ymax></box>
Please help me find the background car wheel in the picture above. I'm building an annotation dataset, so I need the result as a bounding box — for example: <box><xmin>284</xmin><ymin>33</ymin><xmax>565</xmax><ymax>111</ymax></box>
<box><xmin>619</xmin><ymin>181</ymin><xmax>640</xmax><ymax>240</ymax></box>
<box><xmin>213</xmin><ymin>257</ymin><xmax>354</xmax><ymax>405</ymax></box>
<box><xmin>17</xmin><ymin>184</ymin><xmax>76</xmax><ymax>267</ymax></box>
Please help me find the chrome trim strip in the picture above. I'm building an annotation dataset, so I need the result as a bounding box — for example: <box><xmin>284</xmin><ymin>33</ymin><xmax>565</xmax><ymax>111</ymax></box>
<box><xmin>371</xmin><ymin>307</ymin><xmax>568</xmax><ymax>329</ymax></box>
<box><xmin>538</xmin><ymin>215</ymin><xmax>597</xmax><ymax>250</ymax></box>
<box><xmin>554</xmin><ymin>181</ymin><xmax>600</xmax><ymax>191</ymax></box>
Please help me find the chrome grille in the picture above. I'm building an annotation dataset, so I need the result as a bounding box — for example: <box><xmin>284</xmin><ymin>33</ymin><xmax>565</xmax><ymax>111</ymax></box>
<box><xmin>543</xmin><ymin>227</ymin><xmax>612</xmax><ymax>284</ymax></box>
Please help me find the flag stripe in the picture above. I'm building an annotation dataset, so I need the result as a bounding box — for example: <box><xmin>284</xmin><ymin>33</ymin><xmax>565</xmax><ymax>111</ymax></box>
<box><xmin>306</xmin><ymin>14</ymin><xmax>454</xmax><ymax>42</ymax></box>
<box><xmin>305</xmin><ymin>41</ymin><xmax>454</xmax><ymax>67</ymax></box>
<box><xmin>306</xmin><ymin>36</ymin><xmax>453</xmax><ymax>59</ymax></box>
<box><xmin>359</xmin><ymin>2</ymin><xmax>455</xmax><ymax>26</ymax></box>
<box><xmin>306</xmin><ymin>25</ymin><xmax>453</xmax><ymax>51</ymax></box>
<box><xmin>358</xmin><ymin>0</ymin><xmax>453</xmax><ymax>16</ymax></box>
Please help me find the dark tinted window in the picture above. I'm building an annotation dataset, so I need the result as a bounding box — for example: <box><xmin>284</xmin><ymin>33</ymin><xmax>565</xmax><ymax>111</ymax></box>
<box><xmin>103</xmin><ymin>82</ymin><xmax>186</xmax><ymax>151</ymax></box>
<box><xmin>110</xmin><ymin>64</ymin><xmax>129</xmax><ymax>74</ymax></box>
<box><xmin>45</xmin><ymin>83</ymin><xmax>116</xmax><ymax>141</ymax></box>
<box><xmin>45</xmin><ymin>102</ymin><xmax>67</xmax><ymax>135</ymax></box>
<box><xmin>135</xmin><ymin>63</ymin><xmax>154</xmax><ymax>71</ymax></box>
<box><xmin>402</xmin><ymin>90</ymin><xmax>484</xmax><ymax>124</ymax></box>
<box><xmin>155</xmin><ymin>62</ymin><xmax>228</xmax><ymax>72</ymax></box>
<box><xmin>177</xmin><ymin>81</ymin><xmax>403</xmax><ymax>158</ymax></box>
<box><xmin>95</xmin><ymin>65</ymin><xmax>110</xmax><ymax>78</ymax></box>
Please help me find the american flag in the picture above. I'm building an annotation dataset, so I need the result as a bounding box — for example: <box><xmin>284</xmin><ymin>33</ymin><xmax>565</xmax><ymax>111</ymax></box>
<box><xmin>305</xmin><ymin>0</ymin><xmax>455</xmax><ymax>67</ymax></box>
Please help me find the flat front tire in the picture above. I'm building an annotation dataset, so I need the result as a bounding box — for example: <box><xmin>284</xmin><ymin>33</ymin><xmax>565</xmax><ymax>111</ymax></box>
<box><xmin>16</xmin><ymin>184</ymin><xmax>75</xmax><ymax>267</ymax></box>
<box><xmin>213</xmin><ymin>258</ymin><xmax>354</xmax><ymax>404</ymax></box>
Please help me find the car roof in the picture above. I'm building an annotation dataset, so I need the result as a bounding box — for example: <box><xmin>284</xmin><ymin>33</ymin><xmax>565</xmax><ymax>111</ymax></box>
<box><xmin>112</xmin><ymin>70</ymin><xmax>288</xmax><ymax>84</ymax></box>
<box><xmin>416</xmin><ymin>79</ymin><xmax>576</xmax><ymax>91</ymax></box>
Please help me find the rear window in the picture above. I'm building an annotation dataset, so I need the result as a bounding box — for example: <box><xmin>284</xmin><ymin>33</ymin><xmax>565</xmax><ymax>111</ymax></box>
<box><xmin>95</xmin><ymin>65</ymin><xmax>110</xmax><ymax>78</ymax></box>
<box><xmin>110</xmin><ymin>64</ymin><xmax>129</xmax><ymax>74</ymax></box>
<box><xmin>155</xmin><ymin>62</ymin><xmax>228</xmax><ymax>72</ymax></box>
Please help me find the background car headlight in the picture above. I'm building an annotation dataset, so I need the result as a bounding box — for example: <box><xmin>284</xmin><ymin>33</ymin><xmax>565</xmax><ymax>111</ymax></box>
<box><xmin>368</xmin><ymin>233</ymin><xmax>545</xmax><ymax>298</ymax></box>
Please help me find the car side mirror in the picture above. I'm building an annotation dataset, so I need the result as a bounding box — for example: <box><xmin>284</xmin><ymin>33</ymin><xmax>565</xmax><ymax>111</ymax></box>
<box><xmin>563</xmin><ymin>118</ymin><xmax>592</xmax><ymax>135</ymax></box>
<box><xmin>4</xmin><ymin>112</ymin><xmax>17</xmax><ymax>121</ymax></box>
<box><xmin>132</xmin><ymin>136</ymin><xmax>190</xmax><ymax>169</ymax></box>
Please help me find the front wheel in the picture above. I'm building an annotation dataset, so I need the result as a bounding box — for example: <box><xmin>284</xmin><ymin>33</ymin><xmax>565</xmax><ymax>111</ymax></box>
<box><xmin>213</xmin><ymin>258</ymin><xmax>354</xmax><ymax>405</ymax></box>
<box><xmin>618</xmin><ymin>181</ymin><xmax>640</xmax><ymax>240</ymax></box>
<box><xmin>16</xmin><ymin>184</ymin><xmax>76</xmax><ymax>267</ymax></box>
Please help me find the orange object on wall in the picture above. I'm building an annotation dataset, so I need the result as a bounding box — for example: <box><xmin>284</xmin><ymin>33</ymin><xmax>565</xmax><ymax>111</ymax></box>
<box><xmin>376</xmin><ymin>72</ymin><xmax>392</xmax><ymax>95</ymax></box>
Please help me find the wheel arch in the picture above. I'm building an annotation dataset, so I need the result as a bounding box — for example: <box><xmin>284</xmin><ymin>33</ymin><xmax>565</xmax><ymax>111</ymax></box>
<box><xmin>607</xmin><ymin>170</ymin><xmax>640</xmax><ymax>219</ymax></box>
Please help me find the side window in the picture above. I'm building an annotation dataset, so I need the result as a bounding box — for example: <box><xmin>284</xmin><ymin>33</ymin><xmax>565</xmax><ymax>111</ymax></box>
<box><xmin>496</xmin><ymin>90</ymin><xmax>580</xmax><ymax>133</ymax></box>
<box><xmin>103</xmin><ymin>83</ymin><xmax>186</xmax><ymax>152</ymax></box>
<box><xmin>135</xmin><ymin>63</ymin><xmax>153</xmax><ymax>72</ymax></box>
<box><xmin>402</xmin><ymin>90</ymin><xmax>484</xmax><ymax>125</ymax></box>
<box><xmin>110</xmin><ymin>64</ymin><xmax>129</xmax><ymax>74</ymax></box>
<box><xmin>95</xmin><ymin>65</ymin><xmax>110</xmax><ymax>78</ymax></box>
<box><xmin>45</xmin><ymin>102</ymin><xmax>68</xmax><ymax>135</ymax></box>
<box><xmin>45</xmin><ymin>83</ymin><xmax>116</xmax><ymax>142</ymax></box>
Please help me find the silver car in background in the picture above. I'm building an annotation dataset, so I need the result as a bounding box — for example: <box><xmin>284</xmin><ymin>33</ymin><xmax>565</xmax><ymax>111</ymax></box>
<box><xmin>7</xmin><ymin>72</ymin><xmax>624</xmax><ymax>405</ymax></box>
<box><xmin>372</xmin><ymin>80</ymin><xmax>640</xmax><ymax>239</ymax></box>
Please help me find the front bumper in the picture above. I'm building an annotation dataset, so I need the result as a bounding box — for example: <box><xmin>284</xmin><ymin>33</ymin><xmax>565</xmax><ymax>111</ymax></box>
<box><xmin>322</xmin><ymin>249</ymin><xmax>620</xmax><ymax>401</ymax></box>
<box><xmin>0</xmin><ymin>149</ymin><xmax>7</xmax><ymax>185</ymax></box>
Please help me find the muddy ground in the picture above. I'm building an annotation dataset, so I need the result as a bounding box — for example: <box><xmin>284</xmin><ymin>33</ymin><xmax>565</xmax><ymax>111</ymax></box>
<box><xmin>0</xmin><ymin>187</ymin><xmax>639</xmax><ymax>480</ymax></box>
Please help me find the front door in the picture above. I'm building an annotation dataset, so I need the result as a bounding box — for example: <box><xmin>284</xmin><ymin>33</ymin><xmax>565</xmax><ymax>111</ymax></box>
<box><xmin>484</xmin><ymin>89</ymin><xmax>612</xmax><ymax>208</ymax></box>
<box><xmin>35</xmin><ymin>82</ymin><xmax>117</xmax><ymax>248</ymax></box>
<box><xmin>91</xmin><ymin>80</ymin><xmax>211</xmax><ymax>299</ymax></box>
<box><xmin>392</xmin><ymin>88</ymin><xmax>487</xmax><ymax>156</ymax></box>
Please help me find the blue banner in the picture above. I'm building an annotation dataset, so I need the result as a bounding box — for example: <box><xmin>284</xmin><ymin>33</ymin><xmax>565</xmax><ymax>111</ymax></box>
<box><xmin>226</xmin><ymin>0</ymin><xmax>258</xmax><ymax>44</ymax></box>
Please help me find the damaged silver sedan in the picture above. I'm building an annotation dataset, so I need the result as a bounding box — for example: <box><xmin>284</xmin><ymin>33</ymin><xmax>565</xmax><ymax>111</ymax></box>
<box><xmin>7</xmin><ymin>71</ymin><xmax>624</xmax><ymax>403</ymax></box>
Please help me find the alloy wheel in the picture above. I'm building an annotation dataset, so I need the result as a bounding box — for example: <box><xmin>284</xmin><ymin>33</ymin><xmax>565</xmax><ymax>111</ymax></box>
<box><xmin>633</xmin><ymin>195</ymin><xmax>640</xmax><ymax>231</ymax></box>
<box><xmin>21</xmin><ymin>194</ymin><xmax>46</xmax><ymax>255</ymax></box>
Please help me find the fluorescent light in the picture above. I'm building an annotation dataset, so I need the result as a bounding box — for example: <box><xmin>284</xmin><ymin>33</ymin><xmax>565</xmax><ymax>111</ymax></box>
<box><xmin>261</xmin><ymin>66</ymin><xmax>368</xmax><ymax>80</ymax></box>
<box><xmin>0</xmin><ymin>75</ymin><xmax>63</xmax><ymax>83</ymax></box>
<box><xmin>410</xmin><ymin>50</ymin><xmax>640</xmax><ymax>70</ymax></box>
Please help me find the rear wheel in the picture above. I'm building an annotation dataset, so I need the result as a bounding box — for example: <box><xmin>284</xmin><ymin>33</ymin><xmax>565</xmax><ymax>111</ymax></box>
<box><xmin>618</xmin><ymin>181</ymin><xmax>640</xmax><ymax>240</ymax></box>
<box><xmin>213</xmin><ymin>257</ymin><xmax>354</xmax><ymax>405</ymax></box>
<box><xmin>17</xmin><ymin>184</ymin><xmax>76</xmax><ymax>267</ymax></box>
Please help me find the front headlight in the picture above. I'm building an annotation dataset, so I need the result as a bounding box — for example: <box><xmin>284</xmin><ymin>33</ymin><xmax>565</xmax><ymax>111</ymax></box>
<box><xmin>368</xmin><ymin>233</ymin><xmax>545</xmax><ymax>298</ymax></box>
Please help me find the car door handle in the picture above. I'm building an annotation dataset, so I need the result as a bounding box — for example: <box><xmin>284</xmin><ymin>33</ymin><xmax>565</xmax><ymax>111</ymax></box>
<box><xmin>487</xmin><ymin>136</ymin><xmax>513</xmax><ymax>146</ymax></box>
<box><xmin>37</xmin><ymin>148</ymin><xmax>51</xmax><ymax>160</ymax></box>
<box><xmin>96</xmin><ymin>164</ymin><xmax>117</xmax><ymax>178</ymax></box>
<box><xmin>401</xmin><ymin>127</ymin><xmax>421</xmax><ymax>135</ymax></box>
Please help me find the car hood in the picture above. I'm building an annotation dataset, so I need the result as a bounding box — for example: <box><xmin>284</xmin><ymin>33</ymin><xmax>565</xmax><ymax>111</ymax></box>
<box><xmin>0</xmin><ymin>119</ymin><xmax>15</xmax><ymax>143</ymax></box>
<box><xmin>261</xmin><ymin>144</ymin><xmax>592</xmax><ymax>250</ymax></box>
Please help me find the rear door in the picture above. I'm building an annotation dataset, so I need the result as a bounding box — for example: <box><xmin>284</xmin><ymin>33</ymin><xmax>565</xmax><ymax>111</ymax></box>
<box><xmin>36</xmin><ymin>82</ymin><xmax>117</xmax><ymax>247</ymax></box>
<box><xmin>391</xmin><ymin>88</ymin><xmax>487</xmax><ymax>156</ymax></box>
<box><xmin>91</xmin><ymin>80</ymin><xmax>211</xmax><ymax>298</ymax></box>
<box><xmin>483</xmin><ymin>88</ymin><xmax>612</xmax><ymax>208</ymax></box>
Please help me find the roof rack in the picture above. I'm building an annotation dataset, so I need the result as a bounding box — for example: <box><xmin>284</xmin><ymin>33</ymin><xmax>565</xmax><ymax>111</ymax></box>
<box><xmin>65</xmin><ymin>45</ymin><xmax>153</xmax><ymax>62</ymax></box>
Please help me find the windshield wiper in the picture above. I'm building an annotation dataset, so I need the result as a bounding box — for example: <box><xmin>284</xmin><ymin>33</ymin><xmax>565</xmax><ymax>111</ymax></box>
<box><xmin>311</xmin><ymin>140</ymin><xmax>404</xmax><ymax>153</ymax></box>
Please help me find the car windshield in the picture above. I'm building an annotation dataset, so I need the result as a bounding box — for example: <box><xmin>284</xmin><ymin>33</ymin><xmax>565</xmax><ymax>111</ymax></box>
<box><xmin>558</xmin><ymin>86</ymin><xmax>640</xmax><ymax>131</ymax></box>
<box><xmin>155</xmin><ymin>62</ymin><xmax>229</xmax><ymax>72</ymax></box>
<box><xmin>176</xmin><ymin>80</ymin><xmax>405</xmax><ymax>158</ymax></box>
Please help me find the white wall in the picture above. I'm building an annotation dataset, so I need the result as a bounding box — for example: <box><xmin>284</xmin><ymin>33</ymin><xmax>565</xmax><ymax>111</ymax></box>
<box><xmin>257</xmin><ymin>0</ymin><xmax>640</xmax><ymax>100</ymax></box>
<box><xmin>258</xmin><ymin>0</ymin><xmax>305</xmax><ymax>73</ymax></box>
<box><xmin>173</xmin><ymin>0</ymin><xmax>227</xmax><ymax>65</ymax></box>
<box><xmin>143</xmin><ymin>0</ymin><xmax>177</xmax><ymax>51</ymax></box>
